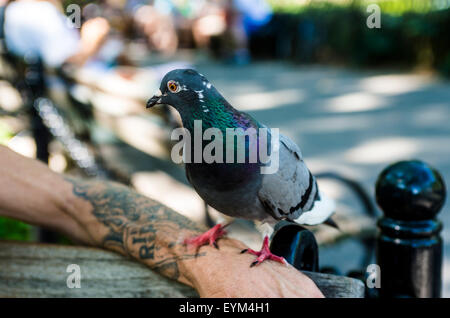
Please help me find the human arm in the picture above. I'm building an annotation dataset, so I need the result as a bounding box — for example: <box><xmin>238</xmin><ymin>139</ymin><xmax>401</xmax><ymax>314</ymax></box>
<box><xmin>0</xmin><ymin>145</ymin><xmax>324</xmax><ymax>297</ymax></box>
<box><xmin>66</xmin><ymin>17</ymin><xmax>111</xmax><ymax>66</ymax></box>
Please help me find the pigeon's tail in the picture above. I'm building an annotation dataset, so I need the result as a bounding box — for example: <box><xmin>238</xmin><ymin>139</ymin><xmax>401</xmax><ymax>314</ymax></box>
<box><xmin>292</xmin><ymin>191</ymin><xmax>336</xmax><ymax>226</ymax></box>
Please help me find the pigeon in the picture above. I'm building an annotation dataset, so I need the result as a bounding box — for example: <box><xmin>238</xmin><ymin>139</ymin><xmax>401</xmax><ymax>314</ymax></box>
<box><xmin>146</xmin><ymin>69</ymin><xmax>335</xmax><ymax>266</ymax></box>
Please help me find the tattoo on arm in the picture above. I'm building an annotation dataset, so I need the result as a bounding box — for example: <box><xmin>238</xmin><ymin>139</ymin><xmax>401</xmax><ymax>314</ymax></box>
<box><xmin>64</xmin><ymin>176</ymin><xmax>205</xmax><ymax>281</ymax></box>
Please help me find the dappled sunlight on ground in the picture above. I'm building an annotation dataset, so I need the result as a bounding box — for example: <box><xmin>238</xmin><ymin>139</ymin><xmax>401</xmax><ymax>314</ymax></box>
<box><xmin>326</xmin><ymin>92</ymin><xmax>387</xmax><ymax>113</ymax></box>
<box><xmin>232</xmin><ymin>88</ymin><xmax>306</xmax><ymax>111</ymax></box>
<box><xmin>343</xmin><ymin>137</ymin><xmax>420</xmax><ymax>164</ymax></box>
<box><xmin>359</xmin><ymin>74</ymin><xmax>433</xmax><ymax>96</ymax></box>
<box><xmin>132</xmin><ymin>171</ymin><xmax>206</xmax><ymax>223</ymax></box>
<box><xmin>288</xmin><ymin>115</ymin><xmax>374</xmax><ymax>134</ymax></box>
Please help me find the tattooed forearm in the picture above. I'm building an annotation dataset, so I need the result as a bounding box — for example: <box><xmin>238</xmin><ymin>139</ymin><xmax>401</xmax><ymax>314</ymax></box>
<box><xmin>64</xmin><ymin>176</ymin><xmax>205</xmax><ymax>281</ymax></box>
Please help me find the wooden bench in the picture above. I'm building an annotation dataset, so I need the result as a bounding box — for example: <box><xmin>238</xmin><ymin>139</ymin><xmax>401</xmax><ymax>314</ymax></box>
<box><xmin>0</xmin><ymin>241</ymin><xmax>365</xmax><ymax>298</ymax></box>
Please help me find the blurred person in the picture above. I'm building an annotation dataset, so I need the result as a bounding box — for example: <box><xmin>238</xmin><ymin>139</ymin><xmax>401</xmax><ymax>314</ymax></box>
<box><xmin>168</xmin><ymin>0</ymin><xmax>272</xmax><ymax>64</ymax></box>
<box><xmin>81</xmin><ymin>0</ymin><xmax>179</xmax><ymax>57</ymax></box>
<box><xmin>191</xmin><ymin>0</ymin><xmax>227</xmax><ymax>49</ymax></box>
<box><xmin>1</xmin><ymin>0</ymin><xmax>189</xmax><ymax>114</ymax></box>
<box><xmin>2</xmin><ymin>0</ymin><xmax>180</xmax><ymax>73</ymax></box>
<box><xmin>133</xmin><ymin>2</ymin><xmax>179</xmax><ymax>55</ymax></box>
<box><xmin>224</xmin><ymin>0</ymin><xmax>273</xmax><ymax>64</ymax></box>
<box><xmin>3</xmin><ymin>0</ymin><xmax>111</xmax><ymax>68</ymax></box>
<box><xmin>232</xmin><ymin>0</ymin><xmax>272</xmax><ymax>35</ymax></box>
<box><xmin>0</xmin><ymin>144</ymin><xmax>324</xmax><ymax>298</ymax></box>
<box><xmin>135</xmin><ymin>0</ymin><xmax>227</xmax><ymax>52</ymax></box>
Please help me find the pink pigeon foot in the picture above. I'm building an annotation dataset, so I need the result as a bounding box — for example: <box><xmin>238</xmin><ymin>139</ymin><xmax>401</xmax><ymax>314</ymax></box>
<box><xmin>241</xmin><ymin>236</ymin><xmax>287</xmax><ymax>267</ymax></box>
<box><xmin>183</xmin><ymin>223</ymin><xmax>227</xmax><ymax>250</ymax></box>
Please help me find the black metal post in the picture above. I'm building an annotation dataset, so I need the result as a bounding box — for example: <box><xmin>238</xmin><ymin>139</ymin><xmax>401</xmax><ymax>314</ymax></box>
<box><xmin>375</xmin><ymin>160</ymin><xmax>446</xmax><ymax>298</ymax></box>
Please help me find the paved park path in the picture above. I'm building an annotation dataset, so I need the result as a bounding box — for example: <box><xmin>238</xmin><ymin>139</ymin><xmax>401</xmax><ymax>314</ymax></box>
<box><xmin>195</xmin><ymin>62</ymin><xmax>450</xmax><ymax>296</ymax></box>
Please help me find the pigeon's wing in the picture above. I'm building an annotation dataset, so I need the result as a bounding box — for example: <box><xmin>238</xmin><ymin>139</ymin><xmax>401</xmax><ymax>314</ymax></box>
<box><xmin>279</xmin><ymin>133</ymin><xmax>303</xmax><ymax>160</ymax></box>
<box><xmin>257</xmin><ymin>133</ymin><xmax>318</xmax><ymax>222</ymax></box>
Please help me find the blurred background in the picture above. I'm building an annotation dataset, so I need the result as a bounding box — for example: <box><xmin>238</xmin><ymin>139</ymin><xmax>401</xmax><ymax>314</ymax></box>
<box><xmin>0</xmin><ymin>0</ymin><xmax>449</xmax><ymax>295</ymax></box>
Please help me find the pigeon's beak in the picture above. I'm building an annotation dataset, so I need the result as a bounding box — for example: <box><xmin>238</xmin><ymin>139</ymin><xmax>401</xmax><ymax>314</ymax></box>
<box><xmin>146</xmin><ymin>89</ymin><xmax>163</xmax><ymax>108</ymax></box>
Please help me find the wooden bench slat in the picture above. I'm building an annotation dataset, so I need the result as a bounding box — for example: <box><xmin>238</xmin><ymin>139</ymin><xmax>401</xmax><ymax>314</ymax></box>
<box><xmin>0</xmin><ymin>241</ymin><xmax>364</xmax><ymax>298</ymax></box>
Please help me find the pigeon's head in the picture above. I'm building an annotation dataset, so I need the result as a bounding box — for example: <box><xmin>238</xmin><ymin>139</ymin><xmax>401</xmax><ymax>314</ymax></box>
<box><xmin>146</xmin><ymin>69</ymin><xmax>221</xmax><ymax>115</ymax></box>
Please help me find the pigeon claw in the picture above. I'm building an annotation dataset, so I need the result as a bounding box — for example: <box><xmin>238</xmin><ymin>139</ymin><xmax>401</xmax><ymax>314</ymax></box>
<box><xmin>183</xmin><ymin>223</ymin><xmax>227</xmax><ymax>252</ymax></box>
<box><xmin>242</xmin><ymin>236</ymin><xmax>287</xmax><ymax>267</ymax></box>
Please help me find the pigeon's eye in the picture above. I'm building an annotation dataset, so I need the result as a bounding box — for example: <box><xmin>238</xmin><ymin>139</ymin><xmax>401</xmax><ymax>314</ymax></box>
<box><xmin>167</xmin><ymin>80</ymin><xmax>180</xmax><ymax>93</ymax></box>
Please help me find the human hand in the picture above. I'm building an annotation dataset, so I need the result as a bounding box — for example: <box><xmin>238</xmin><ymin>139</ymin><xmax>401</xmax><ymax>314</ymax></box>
<box><xmin>185</xmin><ymin>238</ymin><xmax>325</xmax><ymax>298</ymax></box>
